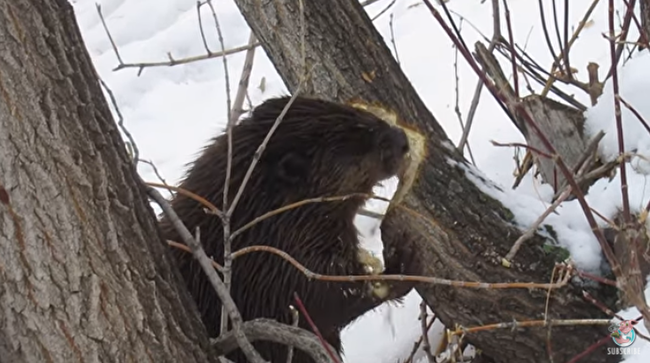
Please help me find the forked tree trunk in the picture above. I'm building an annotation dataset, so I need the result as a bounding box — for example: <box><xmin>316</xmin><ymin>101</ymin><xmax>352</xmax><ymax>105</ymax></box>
<box><xmin>0</xmin><ymin>1</ymin><xmax>217</xmax><ymax>362</ymax></box>
<box><xmin>233</xmin><ymin>0</ymin><xmax>621</xmax><ymax>362</ymax></box>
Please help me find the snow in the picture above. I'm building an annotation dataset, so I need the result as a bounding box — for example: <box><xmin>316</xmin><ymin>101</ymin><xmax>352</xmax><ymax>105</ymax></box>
<box><xmin>72</xmin><ymin>0</ymin><xmax>650</xmax><ymax>361</ymax></box>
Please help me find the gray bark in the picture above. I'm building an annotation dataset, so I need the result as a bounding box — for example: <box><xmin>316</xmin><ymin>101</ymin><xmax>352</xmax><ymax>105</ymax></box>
<box><xmin>0</xmin><ymin>1</ymin><xmax>217</xmax><ymax>362</ymax></box>
<box><xmin>232</xmin><ymin>0</ymin><xmax>620</xmax><ymax>362</ymax></box>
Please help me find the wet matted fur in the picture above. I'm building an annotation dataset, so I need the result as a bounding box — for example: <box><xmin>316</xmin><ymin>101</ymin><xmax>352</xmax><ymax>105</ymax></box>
<box><xmin>159</xmin><ymin>96</ymin><xmax>420</xmax><ymax>362</ymax></box>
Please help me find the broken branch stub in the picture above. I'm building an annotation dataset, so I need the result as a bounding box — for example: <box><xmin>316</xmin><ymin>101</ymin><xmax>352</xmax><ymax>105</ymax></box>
<box><xmin>474</xmin><ymin>41</ymin><xmax>602</xmax><ymax>196</ymax></box>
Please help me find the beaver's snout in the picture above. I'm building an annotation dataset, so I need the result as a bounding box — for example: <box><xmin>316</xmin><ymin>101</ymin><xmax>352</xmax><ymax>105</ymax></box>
<box><xmin>390</xmin><ymin>126</ymin><xmax>410</xmax><ymax>156</ymax></box>
<box><xmin>380</xmin><ymin>126</ymin><xmax>410</xmax><ymax>178</ymax></box>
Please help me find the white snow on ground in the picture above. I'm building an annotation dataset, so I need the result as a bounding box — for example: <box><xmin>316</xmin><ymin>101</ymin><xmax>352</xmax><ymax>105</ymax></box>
<box><xmin>73</xmin><ymin>0</ymin><xmax>650</xmax><ymax>361</ymax></box>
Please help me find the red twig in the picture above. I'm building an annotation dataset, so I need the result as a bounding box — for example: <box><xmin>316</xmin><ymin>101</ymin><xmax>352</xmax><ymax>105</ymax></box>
<box><xmin>293</xmin><ymin>293</ymin><xmax>342</xmax><ymax>363</ymax></box>
<box><xmin>537</xmin><ymin>0</ymin><xmax>560</xmax><ymax>68</ymax></box>
<box><xmin>562</xmin><ymin>0</ymin><xmax>572</xmax><ymax>79</ymax></box>
<box><xmin>622</xmin><ymin>0</ymin><xmax>650</xmax><ymax>48</ymax></box>
<box><xmin>565</xmin><ymin>335</ymin><xmax>610</xmax><ymax>363</ymax></box>
<box><xmin>617</xmin><ymin>96</ymin><xmax>650</xmax><ymax>137</ymax></box>
<box><xmin>618</xmin><ymin>92</ymin><xmax>650</xmax><ymax>219</ymax></box>
<box><xmin>491</xmin><ymin>140</ymin><xmax>554</xmax><ymax>159</ymax></box>
<box><xmin>583</xmin><ymin>291</ymin><xmax>626</xmax><ymax>319</ymax></box>
<box><xmin>606</xmin><ymin>0</ymin><xmax>636</xmax><ymax>80</ymax></box>
<box><xmin>609</xmin><ymin>0</ymin><xmax>632</xmax><ymax>224</ymax></box>
<box><xmin>575</xmin><ymin>269</ymin><xmax>618</xmax><ymax>287</ymax></box>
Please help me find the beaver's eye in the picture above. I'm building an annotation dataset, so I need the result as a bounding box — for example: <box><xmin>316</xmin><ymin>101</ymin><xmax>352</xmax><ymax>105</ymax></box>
<box><xmin>275</xmin><ymin>152</ymin><xmax>310</xmax><ymax>184</ymax></box>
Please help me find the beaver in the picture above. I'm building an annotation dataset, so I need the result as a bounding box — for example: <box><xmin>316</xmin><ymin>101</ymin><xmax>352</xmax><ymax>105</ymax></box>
<box><xmin>159</xmin><ymin>96</ymin><xmax>420</xmax><ymax>362</ymax></box>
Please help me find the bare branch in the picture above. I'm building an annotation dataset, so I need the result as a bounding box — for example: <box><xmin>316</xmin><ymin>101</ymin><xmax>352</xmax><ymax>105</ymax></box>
<box><xmin>211</xmin><ymin>318</ymin><xmax>337</xmax><ymax>363</ymax></box>
<box><xmin>146</xmin><ymin>186</ymin><xmax>265</xmax><ymax>363</ymax></box>
<box><xmin>457</xmin><ymin>0</ymin><xmax>500</xmax><ymax>154</ymax></box>
<box><xmin>231</xmin><ymin>32</ymin><xmax>258</xmax><ymax>124</ymax></box>
<box><xmin>113</xmin><ymin>43</ymin><xmax>259</xmax><ymax>73</ymax></box>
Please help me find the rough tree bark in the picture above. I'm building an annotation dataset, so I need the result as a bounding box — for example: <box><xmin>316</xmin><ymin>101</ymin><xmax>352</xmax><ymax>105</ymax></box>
<box><xmin>0</xmin><ymin>1</ymin><xmax>218</xmax><ymax>362</ymax></box>
<box><xmin>233</xmin><ymin>0</ymin><xmax>620</xmax><ymax>362</ymax></box>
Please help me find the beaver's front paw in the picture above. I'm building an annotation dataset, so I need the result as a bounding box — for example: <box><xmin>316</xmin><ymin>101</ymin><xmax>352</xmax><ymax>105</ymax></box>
<box><xmin>357</xmin><ymin>249</ymin><xmax>392</xmax><ymax>300</ymax></box>
<box><xmin>381</xmin><ymin>211</ymin><xmax>422</xmax><ymax>277</ymax></box>
<box><xmin>357</xmin><ymin>248</ymin><xmax>385</xmax><ymax>274</ymax></box>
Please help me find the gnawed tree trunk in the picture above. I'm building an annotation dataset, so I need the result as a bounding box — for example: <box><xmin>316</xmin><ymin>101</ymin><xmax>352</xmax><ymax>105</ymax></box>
<box><xmin>0</xmin><ymin>1</ymin><xmax>217</xmax><ymax>362</ymax></box>
<box><xmin>233</xmin><ymin>0</ymin><xmax>620</xmax><ymax>362</ymax></box>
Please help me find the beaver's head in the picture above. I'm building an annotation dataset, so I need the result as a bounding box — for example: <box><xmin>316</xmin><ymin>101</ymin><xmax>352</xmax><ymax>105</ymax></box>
<box><xmin>230</xmin><ymin>96</ymin><xmax>410</xmax><ymax>203</ymax></box>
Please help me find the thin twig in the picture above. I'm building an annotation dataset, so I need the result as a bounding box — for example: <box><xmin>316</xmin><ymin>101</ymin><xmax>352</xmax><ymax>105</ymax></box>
<box><xmin>622</xmin><ymin>0</ymin><xmax>650</xmax><ymax>49</ymax></box>
<box><xmin>539</xmin><ymin>0</ymin><xmax>600</xmax><ymax>97</ymax></box>
<box><xmin>145</xmin><ymin>182</ymin><xmax>222</xmax><ymax>216</ymax></box>
<box><xmin>197</xmin><ymin>1</ymin><xmax>211</xmax><ymax>53</ymax></box>
<box><xmin>286</xmin><ymin>306</ymin><xmax>300</xmax><ymax>363</ymax></box>
<box><xmin>293</xmin><ymin>293</ymin><xmax>342</xmax><ymax>363</ymax></box>
<box><xmin>618</xmin><ymin>95</ymin><xmax>650</xmax><ymax>137</ymax></box>
<box><xmin>113</xmin><ymin>43</ymin><xmax>259</xmax><ymax>73</ymax></box>
<box><xmin>231</xmin><ymin>32</ymin><xmax>258</xmax><ymax>124</ymax></box>
<box><xmin>419</xmin><ymin>301</ymin><xmax>436</xmax><ymax>362</ymax></box>
<box><xmin>452</xmin><ymin>318</ymin><xmax>612</xmax><ymax>336</ymax></box>
<box><xmin>608</xmin><ymin>0</ymin><xmax>632</xmax><ymax>223</ymax></box>
<box><xmin>562</xmin><ymin>0</ymin><xmax>572</xmax><ymax>79</ymax></box>
<box><xmin>403</xmin><ymin>314</ymin><xmax>436</xmax><ymax>363</ymax></box>
<box><xmin>201</xmin><ymin>0</ymin><xmax>236</xmax><ymax>334</ymax></box>
<box><xmin>138</xmin><ymin>159</ymin><xmax>173</xmax><ymax>198</ymax></box>
<box><xmin>165</xmin><ymin>238</ymin><xmax>572</xmax><ymax>290</ymax></box>
<box><xmin>550</xmin><ymin>0</ymin><xmax>569</xmax><ymax>78</ymax></box>
<box><xmin>452</xmin><ymin>19</ymin><xmax>477</xmax><ymax>165</ymax></box>
<box><xmin>361</xmin><ymin>0</ymin><xmax>382</xmax><ymax>7</ymax></box>
<box><xmin>505</xmin><ymin>186</ymin><xmax>572</xmax><ymax>261</ymax></box>
<box><xmin>538</xmin><ymin>0</ymin><xmax>560</xmax><ymax>70</ymax></box>
<box><xmin>457</xmin><ymin>0</ymin><xmax>500</xmax><ymax>154</ymax></box>
<box><xmin>96</xmin><ymin>4</ymin><xmax>123</xmax><ymax>64</ymax></box>
<box><xmin>389</xmin><ymin>13</ymin><xmax>400</xmax><ymax>64</ymax></box>
<box><xmin>226</xmin><ymin>70</ymin><xmax>313</xmax><ymax>217</ymax></box>
<box><xmin>502</xmin><ymin>0</ymin><xmax>520</xmax><ymax>99</ymax></box>
<box><xmin>98</xmin><ymin>78</ymin><xmax>139</xmax><ymax>164</ymax></box>
<box><xmin>230</xmin><ymin>193</ymin><xmax>385</xmax><ymax>240</ymax></box>
<box><xmin>605</xmin><ymin>0</ymin><xmax>637</xmax><ymax>80</ymax></box>
<box><xmin>370</xmin><ymin>0</ymin><xmax>397</xmax><ymax>21</ymax></box>
<box><xmin>491</xmin><ymin>140</ymin><xmax>554</xmax><ymax>159</ymax></box>
<box><xmin>147</xmin><ymin>186</ymin><xmax>265</xmax><ymax>363</ymax></box>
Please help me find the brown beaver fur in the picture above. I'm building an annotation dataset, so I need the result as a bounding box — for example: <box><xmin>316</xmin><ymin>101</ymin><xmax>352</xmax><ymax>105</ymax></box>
<box><xmin>159</xmin><ymin>96</ymin><xmax>420</xmax><ymax>362</ymax></box>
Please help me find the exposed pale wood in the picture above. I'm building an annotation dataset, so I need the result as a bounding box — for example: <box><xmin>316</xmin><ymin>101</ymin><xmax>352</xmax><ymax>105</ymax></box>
<box><xmin>0</xmin><ymin>1</ymin><xmax>217</xmax><ymax>362</ymax></box>
<box><xmin>232</xmin><ymin>0</ymin><xmax>620</xmax><ymax>362</ymax></box>
<box><xmin>520</xmin><ymin>95</ymin><xmax>588</xmax><ymax>190</ymax></box>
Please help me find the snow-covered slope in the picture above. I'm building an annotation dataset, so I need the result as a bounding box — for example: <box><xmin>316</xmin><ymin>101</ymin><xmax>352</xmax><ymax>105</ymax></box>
<box><xmin>73</xmin><ymin>0</ymin><xmax>650</xmax><ymax>361</ymax></box>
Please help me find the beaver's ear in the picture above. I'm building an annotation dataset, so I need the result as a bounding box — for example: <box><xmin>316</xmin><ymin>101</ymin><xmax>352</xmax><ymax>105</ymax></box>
<box><xmin>276</xmin><ymin>152</ymin><xmax>310</xmax><ymax>184</ymax></box>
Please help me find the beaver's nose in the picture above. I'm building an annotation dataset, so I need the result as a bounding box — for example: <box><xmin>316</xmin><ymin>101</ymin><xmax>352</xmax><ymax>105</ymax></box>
<box><xmin>388</xmin><ymin>126</ymin><xmax>409</xmax><ymax>155</ymax></box>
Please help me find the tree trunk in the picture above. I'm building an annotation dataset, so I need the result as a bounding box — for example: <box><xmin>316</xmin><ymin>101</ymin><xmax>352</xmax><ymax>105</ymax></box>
<box><xmin>233</xmin><ymin>0</ymin><xmax>620</xmax><ymax>362</ymax></box>
<box><xmin>0</xmin><ymin>1</ymin><xmax>217</xmax><ymax>362</ymax></box>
